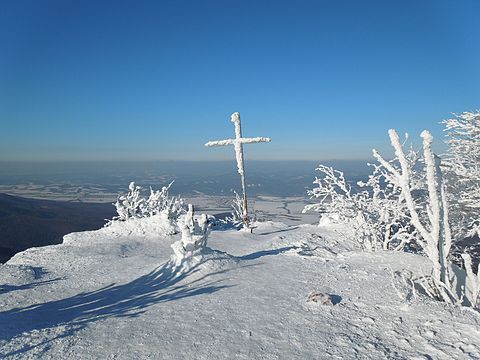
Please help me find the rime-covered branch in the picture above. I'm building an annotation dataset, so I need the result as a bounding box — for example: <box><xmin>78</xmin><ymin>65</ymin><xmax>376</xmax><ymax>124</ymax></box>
<box><xmin>374</xmin><ymin>129</ymin><xmax>457</xmax><ymax>303</ymax></box>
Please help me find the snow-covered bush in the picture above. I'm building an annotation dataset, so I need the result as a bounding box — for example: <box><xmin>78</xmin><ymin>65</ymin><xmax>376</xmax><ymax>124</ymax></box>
<box><xmin>141</xmin><ymin>181</ymin><xmax>185</xmax><ymax>222</ymax></box>
<box><xmin>442</xmin><ymin>112</ymin><xmax>480</xmax><ymax>241</ymax></box>
<box><xmin>303</xmin><ymin>162</ymin><xmax>415</xmax><ymax>251</ymax></box>
<box><xmin>359</xmin><ymin>157</ymin><xmax>420</xmax><ymax>251</ymax></box>
<box><xmin>303</xmin><ymin>165</ymin><xmax>357</xmax><ymax>222</ymax></box>
<box><xmin>302</xmin><ymin>165</ymin><xmax>376</xmax><ymax>250</ymax></box>
<box><xmin>114</xmin><ymin>182</ymin><xmax>144</xmax><ymax>221</ymax></box>
<box><xmin>215</xmin><ymin>190</ymin><xmax>254</xmax><ymax>231</ymax></box>
<box><xmin>231</xmin><ymin>190</ymin><xmax>244</xmax><ymax>223</ymax></box>
<box><xmin>112</xmin><ymin>181</ymin><xmax>186</xmax><ymax>226</ymax></box>
<box><xmin>227</xmin><ymin>190</ymin><xmax>246</xmax><ymax>226</ymax></box>
<box><xmin>171</xmin><ymin>204</ymin><xmax>211</xmax><ymax>271</ymax></box>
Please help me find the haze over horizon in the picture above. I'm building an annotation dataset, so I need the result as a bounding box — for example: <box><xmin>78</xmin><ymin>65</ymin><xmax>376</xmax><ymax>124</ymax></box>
<box><xmin>1</xmin><ymin>0</ymin><xmax>479</xmax><ymax>162</ymax></box>
<box><xmin>0</xmin><ymin>159</ymin><xmax>372</xmax><ymax>200</ymax></box>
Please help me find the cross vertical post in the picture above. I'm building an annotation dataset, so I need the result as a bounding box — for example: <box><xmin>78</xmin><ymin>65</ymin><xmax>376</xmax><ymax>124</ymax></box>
<box><xmin>233</xmin><ymin>113</ymin><xmax>249</xmax><ymax>224</ymax></box>
<box><xmin>205</xmin><ymin>112</ymin><xmax>271</xmax><ymax>229</ymax></box>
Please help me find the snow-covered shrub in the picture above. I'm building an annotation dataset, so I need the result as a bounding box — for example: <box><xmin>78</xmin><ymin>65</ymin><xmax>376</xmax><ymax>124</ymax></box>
<box><xmin>302</xmin><ymin>165</ymin><xmax>377</xmax><ymax>250</ymax></box>
<box><xmin>114</xmin><ymin>182</ymin><xmax>144</xmax><ymax>221</ymax></box>
<box><xmin>216</xmin><ymin>190</ymin><xmax>254</xmax><ymax>231</ymax></box>
<box><xmin>171</xmin><ymin>204</ymin><xmax>211</xmax><ymax>271</ymax></box>
<box><xmin>112</xmin><ymin>181</ymin><xmax>186</xmax><ymax>227</ymax></box>
<box><xmin>231</xmin><ymin>190</ymin><xmax>245</xmax><ymax>224</ymax></box>
<box><xmin>442</xmin><ymin>112</ymin><xmax>480</xmax><ymax>241</ymax></box>
<box><xmin>141</xmin><ymin>181</ymin><xmax>185</xmax><ymax>223</ymax></box>
<box><xmin>303</xmin><ymin>162</ymin><xmax>415</xmax><ymax>251</ymax></box>
<box><xmin>303</xmin><ymin>165</ymin><xmax>357</xmax><ymax>222</ymax></box>
<box><xmin>359</xmin><ymin>157</ymin><xmax>420</xmax><ymax>251</ymax></box>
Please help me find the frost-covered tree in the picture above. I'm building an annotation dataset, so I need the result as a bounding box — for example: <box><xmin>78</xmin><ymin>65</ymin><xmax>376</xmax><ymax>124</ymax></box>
<box><xmin>373</xmin><ymin>129</ymin><xmax>460</xmax><ymax>304</ymax></box>
<box><xmin>305</xmin><ymin>124</ymin><xmax>480</xmax><ymax>307</ymax></box>
<box><xmin>442</xmin><ymin>112</ymin><xmax>480</xmax><ymax>239</ymax></box>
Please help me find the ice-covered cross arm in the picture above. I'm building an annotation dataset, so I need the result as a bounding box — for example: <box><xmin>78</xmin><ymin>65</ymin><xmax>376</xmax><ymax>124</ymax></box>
<box><xmin>204</xmin><ymin>112</ymin><xmax>271</xmax><ymax>176</ymax></box>
<box><xmin>204</xmin><ymin>112</ymin><xmax>271</xmax><ymax>229</ymax></box>
<box><xmin>205</xmin><ymin>136</ymin><xmax>271</xmax><ymax>176</ymax></box>
<box><xmin>205</xmin><ymin>137</ymin><xmax>271</xmax><ymax>147</ymax></box>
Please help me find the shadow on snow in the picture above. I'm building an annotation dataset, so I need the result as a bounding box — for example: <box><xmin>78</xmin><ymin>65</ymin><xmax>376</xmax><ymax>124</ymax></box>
<box><xmin>0</xmin><ymin>278</ymin><xmax>62</xmax><ymax>294</ymax></box>
<box><xmin>256</xmin><ymin>226</ymin><xmax>299</xmax><ymax>236</ymax></box>
<box><xmin>237</xmin><ymin>246</ymin><xmax>298</xmax><ymax>261</ymax></box>
<box><xmin>0</xmin><ymin>242</ymin><xmax>297</xmax><ymax>357</ymax></box>
<box><xmin>0</xmin><ymin>257</ymin><xmax>232</xmax><ymax>357</ymax></box>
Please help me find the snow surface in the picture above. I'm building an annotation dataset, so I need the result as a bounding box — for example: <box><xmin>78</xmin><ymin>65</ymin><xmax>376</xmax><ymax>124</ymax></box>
<box><xmin>1</xmin><ymin>198</ymin><xmax>480</xmax><ymax>359</ymax></box>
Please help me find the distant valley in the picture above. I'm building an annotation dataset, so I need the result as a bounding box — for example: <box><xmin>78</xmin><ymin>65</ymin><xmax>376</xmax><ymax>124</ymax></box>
<box><xmin>0</xmin><ymin>193</ymin><xmax>115</xmax><ymax>263</ymax></box>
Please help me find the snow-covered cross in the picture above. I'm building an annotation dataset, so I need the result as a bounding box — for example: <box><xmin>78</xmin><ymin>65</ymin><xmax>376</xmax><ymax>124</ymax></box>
<box><xmin>205</xmin><ymin>112</ymin><xmax>271</xmax><ymax>229</ymax></box>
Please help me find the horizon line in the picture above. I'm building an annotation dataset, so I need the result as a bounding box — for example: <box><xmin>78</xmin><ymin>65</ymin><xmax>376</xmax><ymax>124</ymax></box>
<box><xmin>0</xmin><ymin>158</ymin><xmax>373</xmax><ymax>163</ymax></box>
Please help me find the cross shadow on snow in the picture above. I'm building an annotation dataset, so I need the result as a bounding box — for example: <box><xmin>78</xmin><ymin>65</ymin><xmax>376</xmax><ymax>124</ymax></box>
<box><xmin>0</xmin><ymin>257</ymin><xmax>233</xmax><ymax>358</ymax></box>
<box><xmin>237</xmin><ymin>246</ymin><xmax>298</xmax><ymax>261</ymax></box>
<box><xmin>256</xmin><ymin>226</ymin><xmax>299</xmax><ymax>236</ymax></box>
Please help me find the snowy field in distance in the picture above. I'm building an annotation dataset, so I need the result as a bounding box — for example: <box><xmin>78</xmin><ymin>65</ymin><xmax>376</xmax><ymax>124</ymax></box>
<box><xmin>0</xmin><ymin>160</ymin><xmax>370</xmax><ymax>202</ymax></box>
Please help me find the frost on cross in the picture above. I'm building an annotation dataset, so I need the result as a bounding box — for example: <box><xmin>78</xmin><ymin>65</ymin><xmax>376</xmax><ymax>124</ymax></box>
<box><xmin>205</xmin><ymin>112</ymin><xmax>271</xmax><ymax>230</ymax></box>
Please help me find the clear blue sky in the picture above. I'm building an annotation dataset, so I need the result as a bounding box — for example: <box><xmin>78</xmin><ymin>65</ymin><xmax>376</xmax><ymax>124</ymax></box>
<box><xmin>1</xmin><ymin>0</ymin><xmax>478</xmax><ymax>161</ymax></box>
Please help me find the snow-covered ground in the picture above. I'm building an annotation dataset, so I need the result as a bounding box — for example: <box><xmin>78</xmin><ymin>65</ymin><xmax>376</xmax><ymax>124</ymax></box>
<box><xmin>1</xmin><ymin>198</ymin><xmax>479</xmax><ymax>359</ymax></box>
